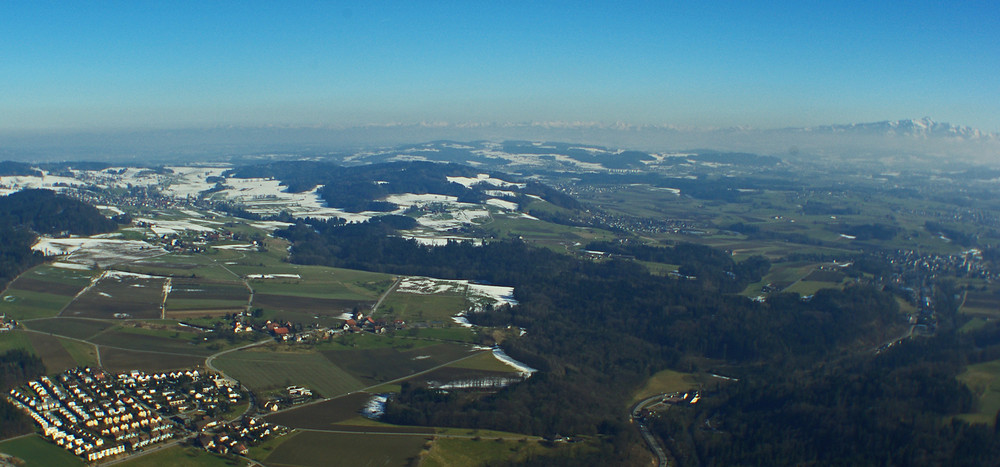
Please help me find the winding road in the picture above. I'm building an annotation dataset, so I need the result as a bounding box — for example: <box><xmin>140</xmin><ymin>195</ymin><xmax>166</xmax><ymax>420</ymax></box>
<box><xmin>631</xmin><ymin>394</ymin><xmax>671</xmax><ymax>467</ymax></box>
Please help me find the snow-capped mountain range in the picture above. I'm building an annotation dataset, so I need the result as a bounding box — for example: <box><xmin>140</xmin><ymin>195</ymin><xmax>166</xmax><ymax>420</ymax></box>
<box><xmin>796</xmin><ymin>118</ymin><xmax>996</xmax><ymax>141</ymax></box>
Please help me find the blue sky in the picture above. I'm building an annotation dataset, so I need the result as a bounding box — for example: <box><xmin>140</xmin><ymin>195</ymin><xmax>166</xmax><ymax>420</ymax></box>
<box><xmin>3</xmin><ymin>1</ymin><xmax>999</xmax><ymax>132</ymax></box>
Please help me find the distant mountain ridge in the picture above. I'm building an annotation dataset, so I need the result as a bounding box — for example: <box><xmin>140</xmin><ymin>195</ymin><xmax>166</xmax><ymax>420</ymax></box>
<box><xmin>1</xmin><ymin>117</ymin><xmax>997</xmax><ymax>165</ymax></box>
<box><xmin>794</xmin><ymin>118</ymin><xmax>997</xmax><ymax>140</ymax></box>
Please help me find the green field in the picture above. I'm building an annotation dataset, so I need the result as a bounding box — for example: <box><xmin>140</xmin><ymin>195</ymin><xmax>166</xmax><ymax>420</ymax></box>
<box><xmin>0</xmin><ymin>434</ymin><xmax>85</xmax><ymax>467</ymax></box>
<box><xmin>0</xmin><ymin>288</ymin><xmax>78</xmax><ymax>320</ymax></box>
<box><xmin>214</xmin><ymin>347</ymin><xmax>364</xmax><ymax>397</ymax></box>
<box><xmin>90</xmin><ymin>328</ymin><xmax>220</xmax><ymax>357</ymax></box>
<box><xmin>264</xmin><ymin>430</ymin><xmax>428</xmax><ymax>467</ymax></box>
<box><xmin>123</xmin><ymin>254</ymin><xmax>241</xmax><ymax>281</ymax></box>
<box><xmin>116</xmin><ymin>446</ymin><xmax>244</xmax><ymax>467</ymax></box>
<box><xmin>0</xmin><ymin>331</ymin><xmax>34</xmax><ymax>355</ymax></box>
<box><xmin>957</xmin><ymin>359</ymin><xmax>1000</xmax><ymax>426</ymax></box>
<box><xmin>22</xmin><ymin>317</ymin><xmax>114</xmax><ymax>340</ymax></box>
<box><xmin>63</xmin><ymin>274</ymin><xmax>166</xmax><ymax>320</ymax></box>
<box><xmin>266</xmin><ymin>392</ymin><xmax>379</xmax><ymax>429</ymax></box>
<box><xmin>404</xmin><ymin>327</ymin><xmax>477</xmax><ymax>343</ymax></box>
<box><xmin>631</xmin><ymin>368</ymin><xmax>702</xmax><ymax>405</ymax></box>
<box><xmin>420</xmin><ymin>436</ymin><xmax>581</xmax><ymax>467</ymax></box>
<box><xmin>19</xmin><ymin>264</ymin><xmax>96</xmax><ymax>287</ymax></box>
<box><xmin>380</xmin><ymin>292</ymin><xmax>470</xmax><ymax>323</ymax></box>
<box><xmin>99</xmin><ymin>347</ymin><xmax>205</xmax><ymax>373</ymax></box>
<box><xmin>960</xmin><ymin>291</ymin><xmax>1000</xmax><ymax>318</ymax></box>
<box><xmin>445</xmin><ymin>350</ymin><xmax>521</xmax><ymax>373</ymax></box>
<box><xmin>166</xmin><ymin>278</ymin><xmax>249</xmax><ymax>311</ymax></box>
<box><xmin>323</xmin><ymin>342</ymin><xmax>480</xmax><ymax>386</ymax></box>
<box><xmin>24</xmin><ymin>332</ymin><xmax>77</xmax><ymax>374</ymax></box>
<box><xmin>59</xmin><ymin>337</ymin><xmax>99</xmax><ymax>367</ymax></box>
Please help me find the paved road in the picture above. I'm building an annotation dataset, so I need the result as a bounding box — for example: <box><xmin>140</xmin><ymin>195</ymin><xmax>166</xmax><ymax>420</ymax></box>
<box><xmin>371</xmin><ymin>277</ymin><xmax>402</xmax><ymax>313</ymax></box>
<box><xmin>204</xmin><ymin>338</ymin><xmax>273</xmax><ymax>380</ymax></box>
<box><xmin>631</xmin><ymin>394</ymin><xmax>670</xmax><ymax>467</ymax></box>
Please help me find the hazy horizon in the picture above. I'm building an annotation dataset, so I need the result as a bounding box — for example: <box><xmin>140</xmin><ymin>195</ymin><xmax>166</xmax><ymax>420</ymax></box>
<box><xmin>3</xmin><ymin>1</ymin><xmax>999</xmax><ymax>134</ymax></box>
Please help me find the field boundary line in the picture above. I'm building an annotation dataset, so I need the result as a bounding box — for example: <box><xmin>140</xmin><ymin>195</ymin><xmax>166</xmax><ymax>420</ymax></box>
<box><xmin>371</xmin><ymin>276</ymin><xmax>402</xmax><ymax>314</ymax></box>
<box><xmin>266</xmin><ymin>347</ymin><xmax>489</xmax><ymax>416</ymax></box>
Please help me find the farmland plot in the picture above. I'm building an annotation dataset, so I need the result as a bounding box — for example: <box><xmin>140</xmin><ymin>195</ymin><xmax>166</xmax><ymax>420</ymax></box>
<box><xmin>23</xmin><ymin>317</ymin><xmax>114</xmax><ymax>340</ymax></box>
<box><xmin>265</xmin><ymin>392</ymin><xmax>375</xmax><ymax>428</ymax></box>
<box><xmin>62</xmin><ymin>271</ymin><xmax>167</xmax><ymax>319</ymax></box>
<box><xmin>961</xmin><ymin>291</ymin><xmax>1000</xmax><ymax>318</ymax></box>
<box><xmin>90</xmin><ymin>327</ymin><xmax>219</xmax><ymax>357</ymax></box>
<box><xmin>0</xmin><ymin>265</ymin><xmax>95</xmax><ymax>319</ymax></box>
<box><xmin>99</xmin><ymin>347</ymin><xmax>205</xmax><ymax>373</ymax></box>
<box><xmin>165</xmin><ymin>278</ymin><xmax>249</xmax><ymax>314</ymax></box>
<box><xmin>323</xmin><ymin>342</ymin><xmax>482</xmax><ymax>386</ymax></box>
<box><xmin>264</xmin><ymin>431</ymin><xmax>428</xmax><ymax>467</ymax></box>
<box><xmin>24</xmin><ymin>332</ymin><xmax>78</xmax><ymax>373</ymax></box>
<box><xmin>252</xmin><ymin>293</ymin><xmax>370</xmax><ymax>317</ymax></box>
<box><xmin>214</xmin><ymin>348</ymin><xmax>364</xmax><ymax>397</ymax></box>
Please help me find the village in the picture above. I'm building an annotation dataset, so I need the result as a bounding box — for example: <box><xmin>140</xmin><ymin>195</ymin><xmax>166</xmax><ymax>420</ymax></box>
<box><xmin>6</xmin><ymin>367</ymin><xmax>282</xmax><ymax>463</ymax></box>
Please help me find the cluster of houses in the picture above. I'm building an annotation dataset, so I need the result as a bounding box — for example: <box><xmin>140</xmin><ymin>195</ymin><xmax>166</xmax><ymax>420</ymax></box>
<box><xmin>7</xmin><ymin>368</ymin><xmax>175</xmax><ymax>462</ymax></box>
<box><xmin>7</xmin><ymin>367</ymin><xmax>245</xmax><ymax>462</ymax></box>
<box><xmin>197</xmin><ymin>416</ymin><xmax>285</xmax><ymax>456</ymax></box>
<box><xmin>227</xmin><ymin>310</ymin><xmax>407</xmax><ymax>344</ymax></box>
<box><xmin>342</xmin><ymin>311</ymin><xmax>406</xmax><ymax>335</ymax></box>
<box><xmin>0</xmin><ymin>314</ymin><xmax>16</xmax><ymax>332</ymax></box>
<box><xmin>118</xmin><ymin>369</ymin><xmax>243</xmax><ymax>415</ymax></box>
<box><xmin>262</xmin><ymin>385</ymin><xmax>315</xmax><ymax>412</ymax></box>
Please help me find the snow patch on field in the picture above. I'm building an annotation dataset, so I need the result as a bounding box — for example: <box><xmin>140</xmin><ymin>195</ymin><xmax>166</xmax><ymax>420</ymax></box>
<box><xmin>216</xmin><ymin>180</ymin><xmax>376</xmax><ymax>222</ymax></box>
<box><xmin>361</xmin><ymin>394</ymin><xmax>388</xmax><ymax>419</ymax></box>
<box><xmin>32</xmin><ymin>237</ymin><xmax>163</xmax><ymax>269</ymax></box>
<box><xmin>466</xmin><ymin>283</ymin><xmax>518</xmax><ymax>309</ymax></box>
<box><xmin>95</xmin><ymin>205</ymin><xmax>124</xmax><ymax>215</ymax></box>
<box><xmin>246</xmin><ymin>274</ymin><xmax>301</xmax><ymax>280</ymax></box>
<box><xmin>160</xmin><ymin>167</ymin><xmax>228</xmax><ymax>198</ymax></box>
<box><xmin>51</xmin><ymin>261</ymin><xmax>92</xmax><ymax>271</ymax></box>
<box><xmin>137</xmin><ymin>218</ymin><xmax>218</xmax><ymax>235</ymax></box>
<box><xmin>249</xmin><ymin>221</ymin><xmax>294</xmax><ymax>231</ymax></box>
<box><xmin>399</xmin><ymin>235</ymin><xmax>482</xmax><ymax>247</ymax></box>
<box><xmin>103</xmin><ymin>270</ymin><xmax>161</xmax><ymax>280</ymax></box>
<box><xmin>491</xmin><ymin>347</ymin><xmax>537</xmax><ymax>376</ymax></box>
<box><xmin>211</xmin><ymin>244</ymin><xmax>256</xmax><ymax>251</ymax></box>
<box><xmin>446</xmin><ymin>174</ymin><xmax>525</xmax><ymax>189</ymax></box>
<box><xmin>397</xmin><ymin>276</ymin><xmax>516</xmax><ymax>329</ymax></box>
<box><xmin>0</xmin><ymin>173</ymin><xmax>86</xmax><ymax>196</ymax></box>
<box><xmin>383</xmin><ymin>193</ymin><xmax>458</xmax><ymax>205</ymax></box>
<box><xmin>484</xmin><ymin>189</ymin><xmax>518</xmax><ymax>198</ymax></box>
<box><xmin>396</xmin><ymin>276</ymin><xmax>516</xmax><ymax>309</ymax></box>
<box><xmin>485</xmin><ymin>198</ymin><xmax>519</xmax><ymax>211</ymax></box>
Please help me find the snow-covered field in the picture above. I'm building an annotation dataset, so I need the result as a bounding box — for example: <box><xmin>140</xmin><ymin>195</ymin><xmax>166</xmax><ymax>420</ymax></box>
<box><xmin>138</xmin><ymin>218</ymin><xmax>220</xmax><ymax>236</ymax></box>
<box><xmin>399</xmin><ymin>235</ymin><xmax>483</xmax><ymax>246</ymax></box>
<box><xmin>246</xmin><ymin>274</ymin><xmax>301</xmax><ymax>280</ymax></box>
<box><xmin>485</xmin><ymin>198</ymin><xmax>519</xmax><ymax>210</ymax></box>
<box><xmin>211</xmin><ymin>244</ymin><xmax>257</xmax><ymax>251</ymax></box>
<box><xmin>5</xmin><ymin>161</ymin><xmax>538</xmax><ymax>248</ymax></box>
<box><xmin>446</xmin><ymin>173</ymin><xmax>526</xmax><ymax>189</ymax></box>
<box><xmin>0</xmin><ymin>173</ymin><xmax>86</xmax><ymax>196</ymax></box>
<box><xmin>396</xmin><ymin>276</ymin><xmax>516</xmax><ymax>308</ymax></box>
<box><xmin>33</xmin><ymin>237</ymin><xmax>165</xmax><ymax>269</ymax></box>
<box><xmin>396</xmin><ymin>276</ymin><xmax>517</xmax><ymax>327</ymax></box>
<box><xmin>160</xmin><ymin>167</ymin><xmax>228</xmax><ymax>198</ymax></box>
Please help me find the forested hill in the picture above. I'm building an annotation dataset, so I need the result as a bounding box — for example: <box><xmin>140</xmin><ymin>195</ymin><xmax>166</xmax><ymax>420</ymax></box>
<box><xmin>0</xmin><ymin>161</ymin><xmax>42</xmax><ymax>177</ymax></box>
<box><xmin>226</xmin><ymin>161</ymin><xmax>579</xmax><ymax>213</ymax></box>
<box><xmin>0</xmin><ymin>189</ymin><xmax>118</xmax><ymax>288</ymax></box>
<box><xmin>0</xmin><ymin>189</ymin><xmax>117</xmax><ymax>236</ymax></box>
<box><xmin>275</xmin><ymin>217</ymin><xmax>923</xmax><ymax>464</ymax></box>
